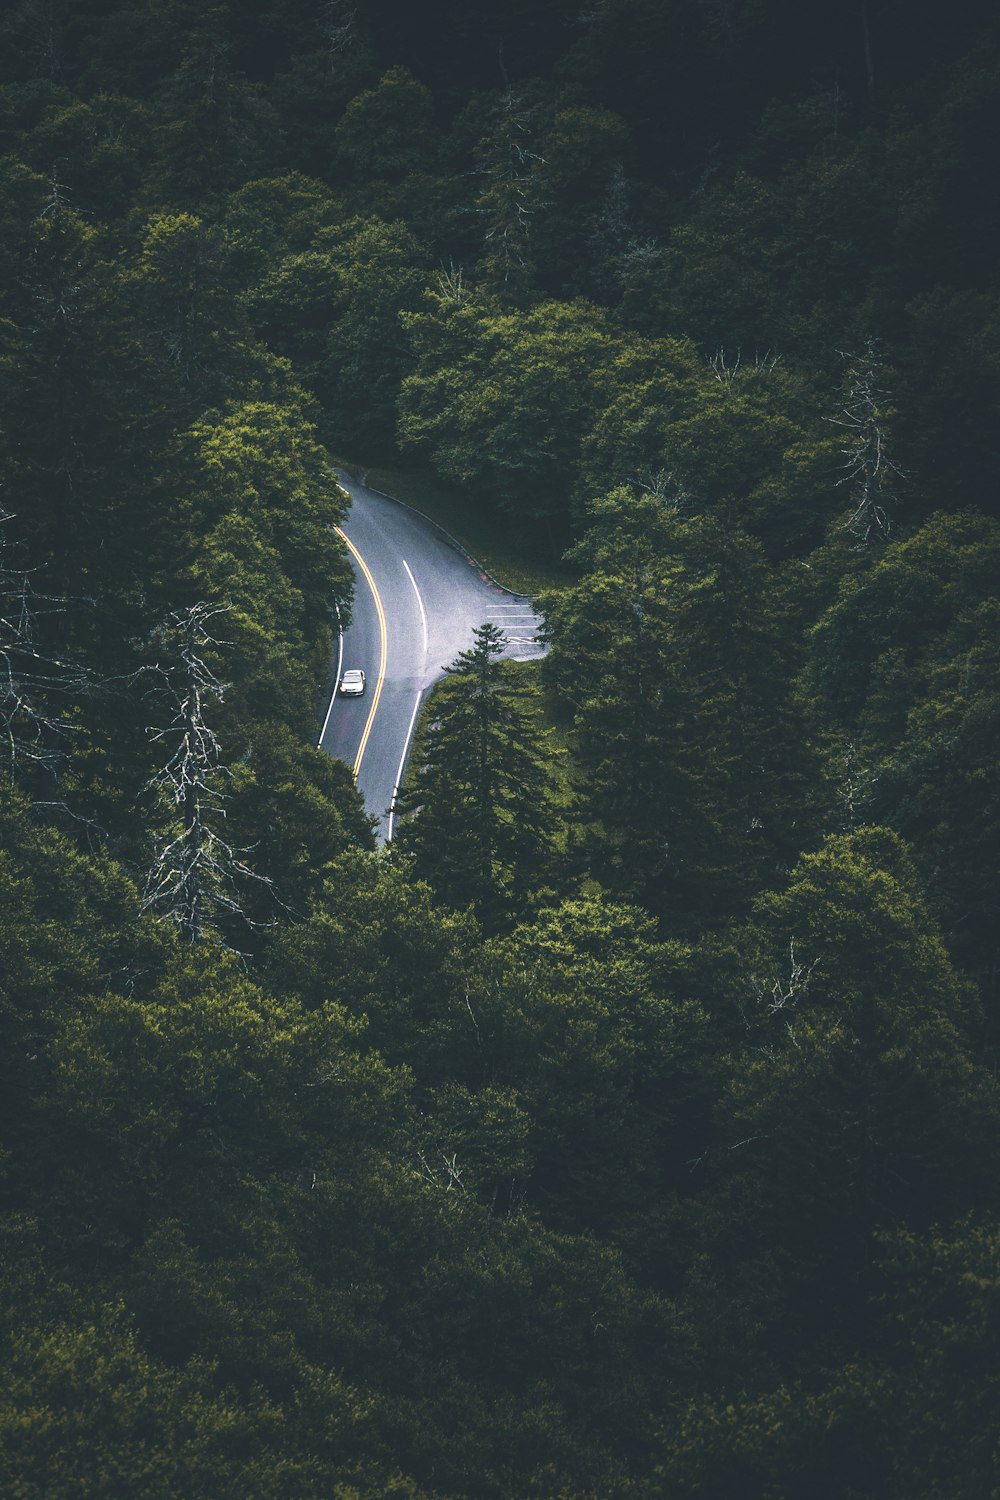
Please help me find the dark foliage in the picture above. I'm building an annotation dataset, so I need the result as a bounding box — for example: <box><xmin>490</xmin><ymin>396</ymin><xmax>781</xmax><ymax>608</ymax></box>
<box><xmin>1</xmin><ymin>3</ymin><xmax>998</xmax><ymax>1494</ymax></box>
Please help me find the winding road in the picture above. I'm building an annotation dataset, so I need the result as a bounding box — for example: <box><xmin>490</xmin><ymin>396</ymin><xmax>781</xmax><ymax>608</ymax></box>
<box><xmin>317</xmin><ymin>471</ymin><xmax>546</xmax><ymax>841</ymax></box>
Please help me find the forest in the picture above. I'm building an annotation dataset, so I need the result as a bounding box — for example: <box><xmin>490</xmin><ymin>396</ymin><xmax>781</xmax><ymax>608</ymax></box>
<box><xmin>1</xmin><ymin>0</ymin><xmax>999</xmax><ymax>1494</ymax></box>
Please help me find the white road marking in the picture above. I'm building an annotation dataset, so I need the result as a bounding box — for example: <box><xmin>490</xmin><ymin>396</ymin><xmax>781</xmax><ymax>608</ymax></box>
<box><xmin>387</xmin><ymin>689</ymin><xmax>424</xmax><ymax>842</ymax></box>
<box><xmin>403</xmin><ymin>558</ymin><xmax>428</xmax><ymax>660</ymax></box>
<box><xmin>316</xmin><ymin>602</ymin><xmax>345</xmax><ymax>747</ymax></box>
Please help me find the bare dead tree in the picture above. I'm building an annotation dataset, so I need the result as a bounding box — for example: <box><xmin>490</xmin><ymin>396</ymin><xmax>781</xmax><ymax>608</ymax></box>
<box><xmin>708</xmin><ymin>346</ymin><xmax>781</xmax><ymax>386</ymax></box>
<box><xmin>748</xmin><ymin>940</ymin><xmax>818</xmax><ymax>1020</ymax></box>
<box><xmin>632</xmin><ymin>470</ymin><xmax>693</xmax><ymax>514</ymax></box>
<box><xmin>417</xmin><ymin>1150</ymin><xmax>467</xmax><ymax>1194</ymax></box>
<box><xmin>831</xmin><ymin>338</ymin><xmax>904</xmax><ymax>546</ymax></box>
<box><xmin>319</xmin><ymin>0</ymin><xmax>359</xmax><ymax>55</ymax></box>
<box><xmin>737</xmin><ymin>939</ymin><xmax>820</xmax><ymax>1060</ymax></box>
<box><xmin>435</xmin><ymin>260</ymin><xmax>469</xmax><ymax>305</ymax></box>
<box><xmin>709</xmin><ymin>345</ymin><xmax>742</xmax><ymax>385</ymax></box>
<box><xmin>142</xmin><ymin>602</ymin><xmax>273</xmax><ymax>944</ymax></box>
<box><xmin>475</xmin><ymin>89</ymin><xmax>544</xmax><ymax>293</ymax></box>
<box><xmin>840</xmin><ymin>739</ymin><xmax>864</xmax><ymax>833</ymax></box>
<box><xmin>0</xmin><ymin>508</ymin><xmax>90</xmax><ymax>786</ymax></box>
<box><xmin>41</xmin><ymin>160</ymin><xmax>74</xmax><ymax>219</ymax></box>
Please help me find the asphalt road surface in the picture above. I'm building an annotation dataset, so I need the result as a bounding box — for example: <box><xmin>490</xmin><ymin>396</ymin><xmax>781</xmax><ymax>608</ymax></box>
<box><xmin>317</xmin><ymin>471</ymin><xmax>546</xmax><ymax>841</ymax></box>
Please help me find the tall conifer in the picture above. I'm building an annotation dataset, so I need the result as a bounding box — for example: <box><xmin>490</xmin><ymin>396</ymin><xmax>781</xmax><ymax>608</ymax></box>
<box><xmin>397</xmin><ymin>622</ymin><xmax>558</xmax><ymax>926</ymax></box>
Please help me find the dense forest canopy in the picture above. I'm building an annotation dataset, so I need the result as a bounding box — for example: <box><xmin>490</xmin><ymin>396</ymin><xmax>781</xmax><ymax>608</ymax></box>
<box><xmin>1</xmin><ymin>1</ymin><xmax>999</xmax><ymax>1494</ymax></box>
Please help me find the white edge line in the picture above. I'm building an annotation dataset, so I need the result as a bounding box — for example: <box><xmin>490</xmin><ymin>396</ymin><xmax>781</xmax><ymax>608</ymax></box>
<box><xmin>402</xmin><ymin>558</ymin><xmax>428</xmax><ymax>658</ymax></box>
<box><xmin>317</xmin><ymin>601</ymin><xmax>344</xmax><ymax>747</ymax></box>
<box><xmin>387</xmin><ymin>689</ymin><xmax>424</xmax><ymax>842</ymax></box>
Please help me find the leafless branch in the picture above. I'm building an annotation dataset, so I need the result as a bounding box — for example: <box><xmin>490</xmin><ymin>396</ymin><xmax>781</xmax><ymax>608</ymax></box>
<box><xmin>142</xmin><ymin>602</ymin><xmax>276</xmax><ymax>943</ymax></box>
<box><xmin>417</xmin><ymin>1150</ymin><xmax>467</xmax><ymax>1193</ymax></box>
<box><xmin>475</xmin><ymin>90</ymin><xmax>545</xmax><ymax>285</ymax></box>
<box><xmin>709</xmin><ymin>345</ymin><xmax>741</xmax><ymax>385</ymax></box>
<box><xmin>319</xmin><ymin>1</ymin><xmax>358</xmax><ymax>54</ymax></box>
<box><xmin>709</xmin><ymin>346</ymin><xmax>780</xmax><ymax>385</ymax></box>
<box><xmin>748</xmin><ymin>938</ymin><xmax>818</xmax><ymax>1020</ymax></box>
<box><xmin>436</xmin><ymin>260</ymin><xmax>468</xmax><ymax>304</ymax></box>
<box><xmin>829</xmin><ymin>338</ymin><xmax>906</xmax><ymax>546</ymax></box>
<box><xmin>0</xmin><ymin>508</ymin><xmax>93</xmax><ymax>783</ymax></box>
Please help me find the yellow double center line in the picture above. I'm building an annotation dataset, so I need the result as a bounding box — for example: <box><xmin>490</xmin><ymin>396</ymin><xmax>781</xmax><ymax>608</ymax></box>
<box><xmin>336</xmin><ymin>526</ymin><xmax>387</xmax><ymax>778</ymax></box>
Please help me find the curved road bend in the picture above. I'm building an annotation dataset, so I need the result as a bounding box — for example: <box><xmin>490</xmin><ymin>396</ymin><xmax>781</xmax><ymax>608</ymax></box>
<box><xmin>318</xmin><ymin>470</ymin><xmax>546</xmax><ymax>842</ymax></box>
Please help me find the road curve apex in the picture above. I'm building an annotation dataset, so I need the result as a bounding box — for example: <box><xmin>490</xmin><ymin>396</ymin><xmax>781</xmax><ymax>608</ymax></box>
<box><xmin>336</xmin><ymin>467</ymin><xmax>534</xmax><ymax>604</ymax></box>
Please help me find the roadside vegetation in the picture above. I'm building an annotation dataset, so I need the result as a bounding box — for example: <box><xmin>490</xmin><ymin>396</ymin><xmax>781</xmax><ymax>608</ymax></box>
<box><xmin>336</xmin><ymin>456</ymin><xmax>576</xmax><ymax>595</ymax></box>
<box><xmin>1</xmin><ymin>2</ymin><xmax>999</xmax><ymax>1496</ymax></box>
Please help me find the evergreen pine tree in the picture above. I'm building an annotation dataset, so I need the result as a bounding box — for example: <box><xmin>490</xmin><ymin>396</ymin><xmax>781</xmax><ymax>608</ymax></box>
<box><xmin>396</xmin><ymin>622</ymin><xmax>559</xmax><ymax>926</ymax></box>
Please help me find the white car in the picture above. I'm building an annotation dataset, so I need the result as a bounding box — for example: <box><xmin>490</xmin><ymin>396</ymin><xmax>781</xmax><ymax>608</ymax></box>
<box><xmin>338</xmin><ymin>668</ymin><xmax>366</xmax><ymax>697</ymax></box>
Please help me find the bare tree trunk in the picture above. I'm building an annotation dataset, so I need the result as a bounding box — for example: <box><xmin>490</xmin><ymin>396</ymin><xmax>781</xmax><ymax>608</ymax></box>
<box><xmin>831</xmin><ymin>338</ymin><xmax>903</xmax><ymax>546</ymax></box>
<box><xmin>143</xmin><ymin>602</ymin><xmax>276</xmax><ymax>944</ymax></box>
<box><xmin>179</xmin><ymin>619</ymin><xmax>204</xmax><ymax>944</ymax></box>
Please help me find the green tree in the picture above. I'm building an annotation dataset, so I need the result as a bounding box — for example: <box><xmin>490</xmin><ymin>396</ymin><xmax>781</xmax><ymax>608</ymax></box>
<box><xmin>266</xmin><ymin>847</ymin><xmax>481</xmax><ymax>1074</ymax></box>
<box><xmin>126</xmin><ymin>211</ymin><xmax>246</xmax><ymax>407</ymax></box>
<box><xmin>222</xmin><ymin>171</ymin><xmax>343</xmax><ymax>282</ymax></box>
<box><xmin>249</xmin><ymin>215</ymin><xmax>429</xmax><ymax>451</ymax></box>
<box><xmin>334</xmin><ymin>65</ymin><xmax>434</xmax><ymax>185</ymax></box>
<box><xmin>151</xmin><ymin>18</ymin><xmax>281</xmax><ymax>204</ymax></box>
<box><xmin>0</xmin><ymin>786</ymin><xmax>159</xmax><ymax>1186</ymax></box>
<box><xmin>656</xmin><ymin>1364</ymin><xmax>893</xmax><ymax>1500</ymax></box>
<box><xmin>870</xmin><ymin>595</ymin><xmax>1000</xmax><ymax>993</ymax></box>
<box><xmin>543</xmin><ymin>489</ymin><xmax>815</xmax><ymax>925</ymax></box>
<box><xmin>805</xmin><ymin>509</ymin><xmax>1000</xmax><ymax>739</ymax></box>
<box><xmin>4</xmin><ymin>91</ymin><xmax>153</xmax><ymax>222</ymax></box>
<box><xmin>896</xmin><ymin>284</ymin><xmax>1000</xmax><ymax>518</ymax></box>
<box><xmin>473</xmin><ymin>87</ymin><xmax>543</xmax><ymax>302</ymax></box>
<box><xmin>477</xmin><ymin>895</ymin><xmax>713</xmax><ymax>1254</ymax></box>
<box><xmin>173</xmin><ymin>397</ymin><xmax>354</xmax><ymax>730</ymax></box>
<box><xmin>802</xmin><ymin>511</ymin><xmax>1000</xmax><ymax>985</ymax></box>
<box><xmin>664</xmin><ymin>356</ymin><xmax>813</xmax><ymax>517</ymax></box>
<box><xmin>869</xmin><ymin>1218</ymin><xmax>1000</xmax><ymax>1497</ymax></box>
<box><xmin>315</xmin><ymin>216</ymin><xmax>429</xmax><ymax>451</ymax></box>
<box><xmin>530</xmin><ymin>104</ymin><xmax>631</xmax><ymax>295</ymax></box>
<box><xmin>264</xmin><ymin>1</ymin><xmax>376</xmax><ymax>182</ymax></box>
<box><xmin>541</xmin><ymin>488</ymin><xmax>687</xmax><ymax>907</ymax></box>
<box><xmin>572</xmin><ymin>333</ymin><xmax>711</xmax><ymax>511</ymax></box>
<box><xmin>399</xmin><ymin>293</ymin><xmax>624</xmax><ymax>525</ymax></box>
<box><xmin>648</xmin><ymin>171</ymin><xmax>786</xmax><ymax>346</ymax></box>
<box><xmin>0</xmin><ymin>162</ymin><xmax>100</xmax><ymax>584</ymax></box>
<box><xmin>0</xmin><ymin>1298</ymin><xmax>339</xmax><ymax>1500</ymax></box>
<box><xmin>700</xmin><ymin>829</ymin><xmax>998</xmax><ymax>1355</ymax></box>
<box><xmin>656</xmin><ymin>1218</ymin><xmax>1000</xmax><ymax>1500</ymax></box>
<box><xmin>396</xmin><ymin>623</ymin><xmax>560</xmax><ymax>927</ymax></box>
<box><xmin>225</xmin><ymin>720</ymin><xmax>375</xmax><ymax>923</ymax></box>
<box><xmin>62</xmin><ymin>0</ymin><xmax>198</xmax><ymax>98</ymax></box>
